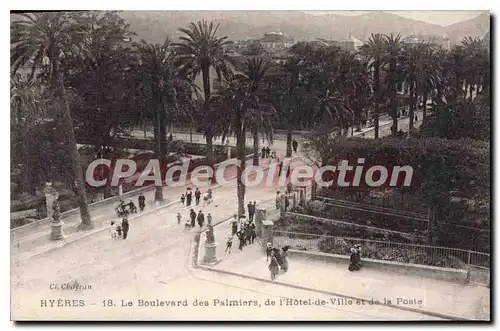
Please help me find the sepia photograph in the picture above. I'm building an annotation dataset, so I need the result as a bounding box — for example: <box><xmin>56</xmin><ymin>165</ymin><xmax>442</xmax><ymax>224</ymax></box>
<box><xmin>9</xmin><ymin>7</ymin><xmax>491</xmax><ymax>321</ymax></box>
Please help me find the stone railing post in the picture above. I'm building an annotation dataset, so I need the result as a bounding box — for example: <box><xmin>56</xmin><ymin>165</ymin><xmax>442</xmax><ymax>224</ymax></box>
<box><xmin>254</xmin><ymin>208</ymin><xmax>266</xmax><ymax>237</ymax></box>
<box><xmin>261</xmin><ymin>220</ymin><xmax>274</xmax><ymax>253</ymax></box>
<box><xmin>299</xmin><ymin>188</ymin><xmax>305</xmax><ymax>205</ymax></box>
<box><xmin>280</xmin><ymin>194</ymin><xmax>286</xmax><ymax>216</ymax></box>
<box><xmin>311</xmin><ymin>179</ymin><xmax>317</xmax><ymax>200</ymax></box>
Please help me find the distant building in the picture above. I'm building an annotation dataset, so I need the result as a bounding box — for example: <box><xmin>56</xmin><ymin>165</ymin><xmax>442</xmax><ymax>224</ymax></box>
<box><xmin>315</xmin><ymin>36</ymin><xmax>363</xmax><ymax>53</ymax></box>
<box><xmin>403</xmin><ymin>34</ymin><xmax>451</xmax><ymax>50</ymax></box>
<box><xmin>258</xmin><ymin>32</ymin><xmax>294</xmax><ymax>53</ymax></box>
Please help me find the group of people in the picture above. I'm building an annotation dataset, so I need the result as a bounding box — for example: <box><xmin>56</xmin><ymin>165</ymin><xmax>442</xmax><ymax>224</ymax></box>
<box><xmin>181</xmin><ymin>188</ymin><xmax>212</xmax><ymax>207</ymax></box>
<box><xmin>183</xmin><ymin>209</ymin><xmax>212</xmax><ymax>230</ymax></box>
<box><xmin>226</xmin><ymin>213</ymin><xmax>257</xmax><ymax>254</ymax></box>
<box><xmin>111</xmin><ymin>193</ymin><xmax>147</xmax><ymax>239</ymax></box>
<box><xmin>110</xmin><ymin>216</ymin><xmax>130</xmax><ymax>240</ymax></box>
<box><xmin>260</xmin><ymin>146</ymin><xmax>272</xmax><ymax>159</ymax></box>
<box><xmin>266</xmin><ymin>243</ymin><xmax>290</xmax><ymax>280</ymax></box>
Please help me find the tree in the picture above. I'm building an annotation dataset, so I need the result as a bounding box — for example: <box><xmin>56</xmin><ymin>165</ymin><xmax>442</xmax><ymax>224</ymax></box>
<box><xmin>415</xmin><ymin>44</ymin><xmax>440</xmax><ymax>120</ymax></box>
<box><xmin>11</xmin><ymin>12</ymin><xmax>93</xmax><ymax>229</ymax></box>
<box><xmin>173</xmin><ymin>20</ymin><xmax>234</xmax><ymax>166</ymax></box>
<box><xmin>383</xmin><ymin>33</ymin><xmax>403</xmax><ymax>134</ymax></box>
<box><xmin>209</xmin><ymin>78</ymin><xmax>249</xmax><ymax>220</ymax></box>
<box><xmin>134</xmin><ymin>38</ymin><xmax>195</xmax><ymax>202</ymax></box>
<box><xmin>241</xmin><ymin>57</ymin><xmax>277</xmax><ymax>166</ymax></box>
<box><xmin>243</xmin><ymin>41</ymin><xmax>265</xmax><ymax>57</ymax></box>
<box><xmin>61</xmin><ymin>11</ymin><xmax>137</xmax><ymax>198</ymax></box>
<box><xmin>360</xmin><ymin>33</ymin><xmax>385</xmax><ymax>138</ymax></box>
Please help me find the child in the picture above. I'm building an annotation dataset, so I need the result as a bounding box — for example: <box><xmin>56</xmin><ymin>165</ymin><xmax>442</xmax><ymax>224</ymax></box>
<box><xmin>177</xmin><ymin>212</ymin><xmax>182</xmax><ymax>225</ymax></box>
<box><xmin>225</xmin><ymin>235</ymin><xmax>233</xmax><ymax>255</ymax></box>
<box><xmin>181</xmin><ymin>193</ymin><xmax>185</xmax><ymax>205</ymax></box>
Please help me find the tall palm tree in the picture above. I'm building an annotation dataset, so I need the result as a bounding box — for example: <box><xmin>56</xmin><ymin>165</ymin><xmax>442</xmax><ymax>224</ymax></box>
<box><xmin>242</xmin><ymin>57</ymin><xmax>277</xmax><ymax>166</ymax></box>
<box><xmin>11</xmin><ymin>12</ymin><xmax>93</xmax><ymax>229</ymax></box>
<box><xmin>209</xmin><ymin>78</ymin><xmax>250</xmax><ymax>220</ymax></box>
<box><xmin>461</xmin><ymin>37</ymin><xmax>487</xmax><ymax>101</ymax></box>
<box><xmin>383</xmin><ymin>33</ymin><xmax>403</xmax><ymax>133</ymax></box>
<box><xmin>173</xmin><ymin>20</ymin><xmax>233</xmax><ymax>166</ymax></box>
<box><xmin>134</xmin><ymin>38</ymin><xmax>195</xmax><ymax>202</ymax></box>
<box><xmin>415</xmin><ymin>44</ymin><xmax>441</xmax><ymax>120</ymax></box>
<box><xmin>10</xmin><ymin>72</ymin><xmax>47</xmax><ymax>193</ymax></box>
<box><xmin>360</xmin><ymin>33</ymin><xmax>385</xmax><ymax>138</ymax></box>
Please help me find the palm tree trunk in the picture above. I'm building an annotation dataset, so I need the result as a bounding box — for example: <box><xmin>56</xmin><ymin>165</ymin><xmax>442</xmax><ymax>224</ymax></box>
<box><xmin>153</xmin><ymin>96</ymin><xmax>164</xmax><ymax>202</ymax></box>
<box><xmin>409</xmin><ymin>80</ymin><xmax>415</xmax><ymax>132</ymax></box>
<box><xmin>59</xmin><ymin>79</ymin><xmax>93</xmax><ymax>229</ymax></box>
<box><xmin>201</xmin><ymin>60</ymin><xmax>215</xmax><ymax>166</ymax></box>
<box><xmin>252</xmin><ymin>126</ymin><xmax>259</xmax><ymax>166</ymax></box>
<box><xmin>422</xmin><ymin>91</ymin><xmax>428</xmax><ymax>120</ymax></box>
<box><xmin>373</xmin><ymin>65</ymin><xmax>380</xmax><ymax>139</ymax></box>
<box><xmin>236</xmin><ymin>115</ymin><xmax>246</xmax><ymax>221</ymax></box>
<box><xmin>286</xmin><ymin>130</ymin><xmax>292</xmax><ymax>157</ymax></box>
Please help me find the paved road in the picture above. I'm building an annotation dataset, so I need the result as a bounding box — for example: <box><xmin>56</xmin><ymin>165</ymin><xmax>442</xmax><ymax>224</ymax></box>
<box><xmin>12</xmin><ymin>113</ymin><xmax>430</xmax><ymax>320</ymax></box>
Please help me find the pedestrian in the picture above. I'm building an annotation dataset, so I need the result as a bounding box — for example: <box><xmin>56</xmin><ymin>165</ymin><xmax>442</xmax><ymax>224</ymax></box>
<box><xmin>261</xmin><ymin>146</ymin><xmax>266</xmax><ymax>159</ymax></box>
<box><xmin>238</xmin><ymin>230</ymin><xmax>245</xmax><ymax>251</ymax></box>
<box><xmin>169</xmin><ymin>133</ymin><xmax>173</xmax><ymax>141</ymax></box>
<box><xmin>138</xmin><ymin>193</ymin><xmax>146</xmax><ymax>211</ymax></box>
<box><xmin>269</xmin><ymin>250</ymin><xmax>280</xmax><ymax>281</ymax></box>
<box><xmin>189</xmin><ymin>209</ymin><xmax>196</xmax><ymax>228</ymax></box>
<box><xmin>266</xmin><ymin>242</ymin><xmax>273</xmax><ymax>261</ymax></box>
<box><xmin>414</xmin><ymin>115</ymin><xmax>418</xmax><ymax>122</ymax></box>
<box><xmin>244</xmin><ymin>223</ymin><xmax>252</xmax><ymax>245</ymax></box>
<box><xmin>207</xmin><ymin>213</ymin><xmax>212</xmax><ymax>226</ymax></box>
<box><xmin>292</xmin><ymin>139</ymin><xmax>298</xmax><ymax>153</ymax></box>
<box><xmin>122</xmin><ymin>216</ymin><xmax>129</xmax><ymax>240</ymax></box>
<box><xmin>275</xmin><ymin>191</ymin><xmax>281</xmax><ymax>210</ymax></box>
<box><xmin>265</xmin><ymin>146</ymin><xmax>271</xmax><ymax>158</ymax></box>
<box><xmin>195</xmin><ymin>188</ymin><xmax>201</xmax><ymax>206</ymax></box>
<box><xmin>197</xmin><ymin>210</ymin><xmax>205</xmax><ymax>228</ymax></box>
<box><xmin>247</xmin><ymin>202</ymin><xmax>254</xmax><ymax>222</ymax></box>
<box><xmin>176</xmin><ymin>212</ymin><xmax>182</xmax><ymax>225</ymax></box>
<box><xmin>186</xmin><ymin>190</ymin><xmax>192</xmax><ymax>206</ymax></box>
<box><xmin>231</xmin><ymin>215</ymin><xmax>238</xmax><ymax>236</ymax></box>
<box><xmin>285</xmin><ymin>195</ymin><xmax>290</xmax><ymax>211</ymax></box>
<box><xmin>180</xmin><ymin>193</ymin><xmax>185</xmax><ymax>205</ymax></box>
<box><xmin>249</xmin><ymin>222</ymin><xmax>256</xmax><ymax>244</ymax></box>
<box><xmin>281</xmin><ymin>246</ymin><xmax>290</xmax><ymax>273</ymax></box>
<box><xmin>253</xmin><ymin>201</ymin><xmax>257</xmax><ymax>217</ymax></box>
<box><xmin>225</xmin><ymin>235</ymin><xmax>233</xmax><ymax>255</ymax></box>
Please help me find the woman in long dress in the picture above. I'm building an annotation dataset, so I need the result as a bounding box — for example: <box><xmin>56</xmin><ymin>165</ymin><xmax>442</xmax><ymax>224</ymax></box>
<box><xmin>281</xmin><ymin>246</ymin><xmax>290</xmax><ymax>273</ymax></box>
<box><xmin>269</xmin><ymin>250</ymin><xmax>280</xmax><ymax>281</ymax></box>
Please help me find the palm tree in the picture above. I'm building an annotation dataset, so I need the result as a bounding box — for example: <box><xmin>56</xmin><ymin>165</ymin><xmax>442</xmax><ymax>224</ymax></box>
<box><xmin>360</xmin><ymin>33</ymin><xmax>385</xmax><ymax>138</ymax></box>
<box><xmin>242</xmin><ymin>57</ymin><xmax>277</xmax><ymax>166</ymax></box>
<box><xmin>173</xmin><ymin>20</ymin><xmax>233</xmax><ymax>166</ymax></box>
<box><xmin>383</xmin><ymin>33</ymin><xmax>403</xmax><ymax>134</ymax></box>
<box><xmin>11</xmin><ymin>12</ymin><xmax>93</xmax><ymax>229</ymax></box>
<box><xmin>461</xmin><ymin>37</ymin><xmax>488</xmax><ymax>101</ymax></box>
<box><xmin>134</xmin><ymin>38</ymin><xmax>195</xmax><ymax>202</ymax></box>
<box><xmin>10</xmin><ymin>72</ymin><xmax>47</xmax><ymax>193</ymax></box>
<box><xmin>415</xmin><ymin>44</ymin><xmax>441</xmax><ymax>120</ymax></box>
<box><xmin>209</xmin><ymin>78</ymin><xmax>250</xmax><ymax>220</ymax></box>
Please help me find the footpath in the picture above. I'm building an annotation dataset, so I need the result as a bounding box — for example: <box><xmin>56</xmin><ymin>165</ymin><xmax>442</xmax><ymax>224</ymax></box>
<box><xmin>197</xmin><ymin>201</ymin><xmax>490</xmax><ymax>321</ymax></box>
<box><xmin>11</xmin><ymin>156</ymin><xmax>265</xmax><ymax>261</ymax></box>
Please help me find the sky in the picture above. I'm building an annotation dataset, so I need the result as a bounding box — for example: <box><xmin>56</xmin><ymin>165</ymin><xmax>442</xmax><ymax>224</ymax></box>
<box><xmin>305</xmin><ymin>11</ymin><xmax>488</xmax><ymax>26</ymax></box>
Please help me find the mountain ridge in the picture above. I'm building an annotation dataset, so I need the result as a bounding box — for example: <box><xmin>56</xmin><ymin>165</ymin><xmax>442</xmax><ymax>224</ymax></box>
<box><xmin>119</xmin><ymin>10</ymin><xmax>489</xmax><ymax>44</ymax></box>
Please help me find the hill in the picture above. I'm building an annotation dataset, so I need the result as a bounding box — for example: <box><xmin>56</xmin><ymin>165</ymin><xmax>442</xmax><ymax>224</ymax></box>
<box><xmin>119</xmin><ymin>11</ymin><xmax>490</xmax><ymax>44</ymax></box>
